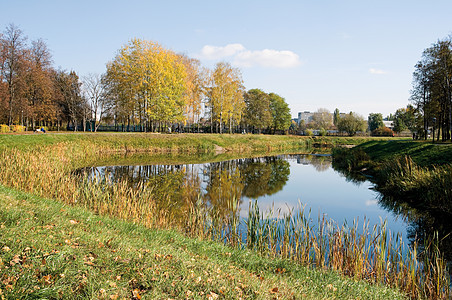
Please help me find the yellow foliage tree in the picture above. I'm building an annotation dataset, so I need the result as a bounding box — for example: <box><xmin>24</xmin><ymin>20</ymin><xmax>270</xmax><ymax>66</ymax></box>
<box><xmin>208</xmin><ymin>62</ymin><xmax>245</xmax><ymax>133</ymax></box>
<box><xmin>105</xmin><ymin>39</ymin><xmax>187</xmax><ymax>131</ymax></box>
<box><xmin>179</xmin><ymin>55</ymin><xmax>206</xmax><ymax>132</ymax></box>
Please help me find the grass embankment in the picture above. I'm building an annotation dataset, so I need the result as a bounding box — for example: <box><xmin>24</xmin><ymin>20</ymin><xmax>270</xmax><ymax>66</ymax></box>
<box><xmin>332</xmin><ymin>140</ymin><xmax>452</xmax><ymax>214</ymax></box>
<box><xmin>0</xmin><ymin>133</ymin><xmax>421</xmax><ymax>299</ymax></box>
<box><xmin>332</xmin><ymin>140</ymin><xmax>452</xmax><ymax>299</ymax></box>
<box><xmin>0</xmin><ymin>186</ymin><xmax>406</xmax><ymax>299</ymax></box>
<box><xmin>342</xmin><ymin>140</ymin><xmax>452</xmax><ymax>167</ymax></box>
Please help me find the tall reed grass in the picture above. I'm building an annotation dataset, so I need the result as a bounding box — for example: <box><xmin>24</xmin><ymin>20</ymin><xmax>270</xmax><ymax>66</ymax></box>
<box><xmin>0</xmin><ymin>141</ymin><xmax>450</xmax><ymax>299</ymax></box>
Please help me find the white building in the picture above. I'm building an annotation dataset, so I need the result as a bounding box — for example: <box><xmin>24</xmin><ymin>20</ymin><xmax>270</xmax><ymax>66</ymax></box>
<box><xmin>298</xmin><ymin>111</ymin><xmax>314</xmax><ymax>124</ymax></box>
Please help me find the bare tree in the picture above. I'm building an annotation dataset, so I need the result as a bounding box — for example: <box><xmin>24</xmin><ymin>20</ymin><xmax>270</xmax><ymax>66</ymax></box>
<box><xmin>82</xmin><ymin>73</ymin><xmax>110</xmax><ymax>132</ymax></box>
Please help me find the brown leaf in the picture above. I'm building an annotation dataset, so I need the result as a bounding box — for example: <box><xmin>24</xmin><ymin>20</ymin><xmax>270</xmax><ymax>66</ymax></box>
<box><xmin>132</xmin><ymin>289</ymin><xmax>141</xmax><ymax>299</ymax></box>
<box><xmin>69</xmin><ymin>219</ymin><xmax>79</xmax><ymax>225</ymax></box>
<box><xmin>270</xmin><ymin>287</ymin><xmax>279</xmax><ymax>293</ymax></box>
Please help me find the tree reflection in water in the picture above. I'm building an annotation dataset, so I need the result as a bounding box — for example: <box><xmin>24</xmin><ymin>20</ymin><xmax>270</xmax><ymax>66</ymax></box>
<box><xmin>77</xmin><ymin>156</ymin><xmax>291</xmax><ymax>223</ymax></box>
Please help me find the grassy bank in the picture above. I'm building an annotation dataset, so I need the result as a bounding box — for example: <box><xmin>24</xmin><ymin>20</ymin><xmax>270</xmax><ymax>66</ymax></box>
<box><xmin>332</xmin><ymin>140</ymin><xmax>452</xmax><ymax>212</ymax></box>
<box><xmin>332</xmin><ymin>140</ymin><xmax>452</xmax><ymax>298</ymax></box>
<box><xmin>0</xmin><ymin>185</ymin><xmax>406</xmax><ymax>299</ymax></box>
<box><xmin>341</xmin><ymin>140</ymin><xmax>452</xmax><ymax>167</ymax></box>
<box><xmin>0</xmin><ymin>133</ymin><xmax>441</xmax><ymax>299</ymax></box>
<box><xmin>0</xmin><ymin>132</ymin><xmax>405</xmax><ymax>153</ymax></box>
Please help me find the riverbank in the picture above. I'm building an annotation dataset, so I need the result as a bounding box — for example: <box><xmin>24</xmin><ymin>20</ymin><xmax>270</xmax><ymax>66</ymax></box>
<box><xmin>0</xmin><ymin>184</ymin><xmax>407</xmax><ymax>299</ymax></box>
<box><xmin>332</xmin><ymin>140</ymin><xmax>452</xmax><ymax>275</ymax></box>
<box><xmin>0</xmin><ymin>131</ymin><xmax>405</xmax><ymax>152</ymax></box>
<box><xmin>332</xmin><ymin>139</ymin><xmax>452</xmax><ymax>211</ymax></box>
<box><xmin>0</xmin><ymin>134</ymin><xmax>433</xmax><ymax>299</ymax></box>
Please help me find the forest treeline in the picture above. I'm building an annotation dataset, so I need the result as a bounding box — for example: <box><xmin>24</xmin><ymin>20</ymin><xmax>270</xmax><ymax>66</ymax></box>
<box><xmin>0</xmin><ymin>24</ymin><xmax>291</xmax><ymax>133</ymax></box>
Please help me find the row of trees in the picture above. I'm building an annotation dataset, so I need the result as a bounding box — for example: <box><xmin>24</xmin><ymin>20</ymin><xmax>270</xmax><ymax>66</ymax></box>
<box><xmin>105</xmin><ymin>39</ymin><xmax>292</xmax><ymax>134</ymax></box>
<box><xmin>410</xmin><ymin>35</ymin><xmax>452</xmax><ymax>141</ymax></box>
<box><xmin>1</xmin><ymin>25</ymin><xmax>293</xmax><ymax>133</ymax></box>
<box><xmin>0</xmin><ymin>24</ymin><xmax>89</xmax><ymax>130</ymax></box>
<box><xmin>297</xmin><ymin>108</ymin><xmax>368</xmax><ymax>136</ymax></box>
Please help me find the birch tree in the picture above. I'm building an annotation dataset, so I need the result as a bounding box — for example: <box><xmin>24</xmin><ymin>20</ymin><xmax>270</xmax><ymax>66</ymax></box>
<box><xmin>208</xmin><ymin>62</ymin><xmax>245</xmax><ymax>133</ymax></box>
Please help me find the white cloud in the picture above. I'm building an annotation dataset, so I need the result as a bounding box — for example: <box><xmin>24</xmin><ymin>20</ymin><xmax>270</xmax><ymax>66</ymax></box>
<box><xmin>198</xmin><ymin>43</ymin><xmax>301</xmax><ymax>68</ymax></box>
<box><xmin>369</xmin><ymin>68</ymin><xmax>387</xmax><ymax>75</ymax></box>
<box><xmin>234</xmin><ymin>49</ymin><xmax>301</xmax><ymax>68</ymax></box>
<box><xmin>199</xmin><ymin>43</ymin><xmax>245</xmax><ymax>60</ymax></box>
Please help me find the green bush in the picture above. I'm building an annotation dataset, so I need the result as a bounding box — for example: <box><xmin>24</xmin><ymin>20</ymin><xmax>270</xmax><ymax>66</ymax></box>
<box><xmin>0</xmin><ymin>125</ymin><xmax>10</xmax><ymax>133</ymax></box>
<box><xmin>304</xmin><ymin>129</ymin><xmax>314</xmax><ymax>136</ymax></box>
<box><xmin>319</xmin><ymin>128</ymin><xmax>327</xmax><ymax>136</ymax></box>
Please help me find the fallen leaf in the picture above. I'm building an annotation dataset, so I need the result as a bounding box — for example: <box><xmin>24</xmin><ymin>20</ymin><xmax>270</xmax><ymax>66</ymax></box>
<box><xmin>327</xmin><ymin>284</ymin><xmax>337</xmax><ymax>292</ymax></box>
<box><xmin>132</xmin><ymin>289</ymin><xmax>141</xmax><ymax>299</ymax></box>
<box><xmin>2</xmin><ymin>246</ymin><xmax>10</xmax><ymax>253</ymax></box>
<box><xmin>270</xmin><ymin>287</ymin><xmax>279</xmax><ymax>293</ymax></box>
<box><xmin>69</xmin><ymin>219</ymin><xmax>79</xmax><ymax>225</ymax></box>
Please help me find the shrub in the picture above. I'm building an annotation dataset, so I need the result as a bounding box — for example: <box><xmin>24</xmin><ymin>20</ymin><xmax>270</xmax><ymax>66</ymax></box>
<box><xmin>371</xmin><ymin>127</ymin><xmax>394</xmax><ymax>137</ymax></box>
<box><xmin>0</xmin><ymin>125</ymin><xmax>10</xmax><ymax>133</ymax></box>
<box><xmin>11</xmin><ymin>125</ymin><xmax>25</xmax><ymax>133</ymax></box>
<box><xmin>304</xmin><ymin>129</ymin><xmax>314</xmax><ymax>136</ymax></box>
<box><xmin>319</xmin><ymin>128</ymin><xmax>327</xmax><ymax>136</ymax></box>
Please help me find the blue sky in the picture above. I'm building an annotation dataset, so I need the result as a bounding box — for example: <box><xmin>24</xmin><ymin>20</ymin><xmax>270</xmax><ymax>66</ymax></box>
<box><xmin>2</xmin><ymin>0</ymin><xmax>452</xmax><ymax>118</ymax></box>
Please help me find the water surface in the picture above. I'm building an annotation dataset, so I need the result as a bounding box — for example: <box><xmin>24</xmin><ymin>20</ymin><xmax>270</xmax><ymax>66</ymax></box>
<box><xmin>78</xmin><ymin>154</ymin><xmax>407</xmax><ymax>239</ymax></box>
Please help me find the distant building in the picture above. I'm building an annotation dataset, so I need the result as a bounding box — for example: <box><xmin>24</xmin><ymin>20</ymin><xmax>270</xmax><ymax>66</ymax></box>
<box><xmin>297</xmin><ymin>111</ymin><xmax>314</xmax><ymax>125</ymax></box>
<box><xmin>383</xmin><ymin>120</ymin><xmax>394</xmax><ymax>130</ymax></box>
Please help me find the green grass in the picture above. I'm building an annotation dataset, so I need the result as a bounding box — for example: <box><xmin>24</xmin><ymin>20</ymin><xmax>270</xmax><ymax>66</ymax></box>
<box><xmin>0</xmin><ymin>132</ymin><xmax>404</xmax><ymax>153</ymax></box>
<box><xmin>0</xmin><ymin>133</ymin><xmax>435</xmax><ymax>299</ymax></box>
<box><xmin>350</xmin><ymin>140</ymin><xmax>452</xmax><ymax>167</ymax></box>
<box><xmin>0</xmin><ymin>184</ymin><xmax>407</xmax><ymax>299</ymax></box>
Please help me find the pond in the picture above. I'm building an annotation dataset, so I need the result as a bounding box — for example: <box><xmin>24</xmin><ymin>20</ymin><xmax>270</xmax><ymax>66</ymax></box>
<box><xmin>78</xmin><ymin>154</ymin><xmax>408</xmax><ymax>242</ymax></box>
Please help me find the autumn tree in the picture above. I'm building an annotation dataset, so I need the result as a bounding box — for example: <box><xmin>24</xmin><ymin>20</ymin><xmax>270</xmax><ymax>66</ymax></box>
<box><xmin>179</xmin><ymin>55</ymin><xmax>205</xmax><ymax>132</ymax></box>
<box><xmin>269</xmin><ymin>92</ymin><xmax>291</xmax><ymax>133</ymax></box>
<box><xmin>54</xmin><ymin>70</ymin><xmax>84</xmax><ymax>131</ymax></box>
<box><xmin>21</xmin><ymin>39</ymin><xmax>56</xmax><ymax>129</ymax></box>
<box><xmin>0</xmin><ymin>24</ymin><xmax>27</xmax><ymax>125</ymax></box>
<box><xmin>243</xmin><ymin>88</ymin><xmax>272</xmax><ymax>133</ymax></box>
<box><xmin>207</xmin><ymin>62</ymin><xmax>245</xmax><ymax>133</ymax></box>
<box><xmin>105</xmin><ymin>39</ymin><xmax>187</xmax><ymax>132</ymax></box>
